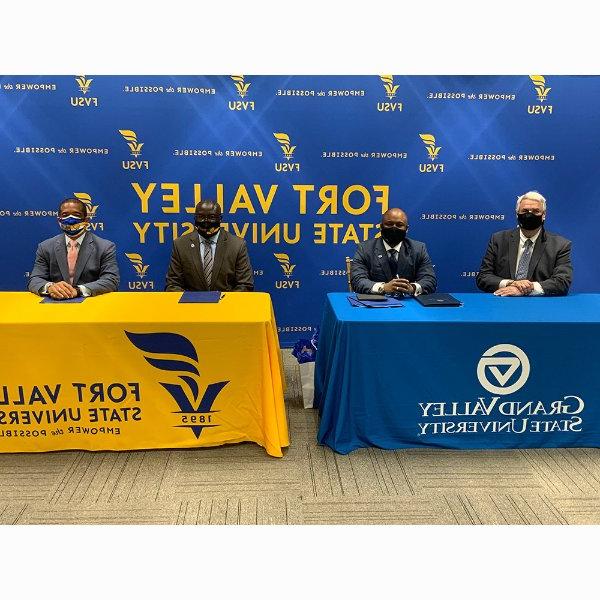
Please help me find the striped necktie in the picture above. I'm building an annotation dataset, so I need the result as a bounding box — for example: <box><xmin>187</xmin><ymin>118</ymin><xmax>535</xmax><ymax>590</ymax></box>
<box><xmin>203</xmin><ymin>240</ymin><xmax>213</xmax><ymax>287</ymax></box>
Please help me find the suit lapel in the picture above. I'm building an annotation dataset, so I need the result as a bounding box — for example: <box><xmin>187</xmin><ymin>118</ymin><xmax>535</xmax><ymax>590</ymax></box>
<box><xmin>187</xmin><ymin>231</ymin><xmax>207</xmax><ymax>289</ymax></box>
<box><xmin>375</xmin><ymin>238</ymin><xmax>393</xmax><ymax>281</ymax></box>
<box><xmin>508</xmin><ymin>229</ymin><xmax>519</xmax><ymax>279</ymax></box>
<box><xmin>73</xmin><ymin>234</ymin><xmax>93</xmax><ymax>284</ymax></box>
<box><xmin>527</xmin><ymin>229</ymin><xmax>546</xmax><ymax>279</ymax></box>
<box><xmin>211</xmin><ymin>229</ymin><xmax>227</xmax><ymax>290</ymax></box>
<box><xmin>54</xmin><ymin>236</ymin><xmax>70</xmax><ymax>282</ymax></box>
<box><xmin>398</xmin><ymin>240</ymin><xmax>412</xmax><ymax>276</ymax></box>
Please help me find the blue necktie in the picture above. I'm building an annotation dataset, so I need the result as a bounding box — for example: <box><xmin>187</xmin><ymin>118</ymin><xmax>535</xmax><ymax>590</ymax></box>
<box><xmin>388</xmin><ymin>249</ymin><xmax>398</xmax><ymax>276</ymax></box>
<box><xmin>515</xmin><ymin>239</ymin><xmax>533</xmax><ymax>280</ymax></box>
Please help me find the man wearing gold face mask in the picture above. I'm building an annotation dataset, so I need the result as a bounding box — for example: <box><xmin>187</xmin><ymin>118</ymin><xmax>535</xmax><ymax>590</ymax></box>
<box><xmin>28</xmin><ymin>197</ymin><xmax>120</xmax><ymax>299</ymax></box>
<box><xmin>165</xmin><ymin>201</ymin><xmax>254</xmax><ymax>292</ymax></box>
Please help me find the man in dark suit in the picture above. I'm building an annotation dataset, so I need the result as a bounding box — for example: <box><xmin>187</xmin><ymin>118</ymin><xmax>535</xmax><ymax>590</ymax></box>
<box><xmin>28</xmin><ymin>197</ymin><xmax>120</xmax><ymax>299</ymax></box>
<box><xmin>476</xmin><ymin>190</ymin><xmax>572</xmax><ymax>296</ymax></box>
<box><xmin>351</xmin><ymin>208</ymin><xmax>436</xmax><ymax>295</ymax></box>
<box><xmin>165</xmin><ymin>201</ymin><xmax>254</xmax><ymax>292</ymax></box>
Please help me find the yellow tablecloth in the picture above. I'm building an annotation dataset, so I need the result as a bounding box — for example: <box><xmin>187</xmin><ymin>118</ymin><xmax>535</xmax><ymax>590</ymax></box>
<box><xmin>0</xmin><ymin>292</ymin><xmax>289</xmax><ymax>457</ymax></box>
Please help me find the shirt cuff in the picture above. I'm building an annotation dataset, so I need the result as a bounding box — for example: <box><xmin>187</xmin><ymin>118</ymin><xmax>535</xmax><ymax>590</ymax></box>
<box><xmin>78</xmin><ymin>285</ymin><xmax>91</xmax><ymax>297</ymax></box>
<box><xmin>371</xmin><ymin>282</ymin><xmax>385</xmax><ymax>294</ymax></box>
<box><xmin>529</xmin><ymin>282</ymin><xmax>544</xmax><ymax>296</ymax></box>
<box><xmin>499</xmin><ymin>279</ymin><xmax>511</xmax><ymax>289</ymax></box>
<box><xmin>413</xmin><ymin>282</ymin><xmax>422</xmax><ymax>296</ymax></box>
<box><xmin>41</xmin><ymin>282</ymin><xmax>51</xmax><ymax>295</ymax></box>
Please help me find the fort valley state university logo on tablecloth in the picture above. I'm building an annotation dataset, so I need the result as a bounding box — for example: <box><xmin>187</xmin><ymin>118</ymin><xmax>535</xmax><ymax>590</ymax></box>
<box><xmin>125</xmin><ymin>331</ymin><xmax>229</xmax><ymax>438</ymax></box>
<box><xmin>417</xmin><ymin>344</ymin><xmax>585</xmax><ymax>437</ymax></box>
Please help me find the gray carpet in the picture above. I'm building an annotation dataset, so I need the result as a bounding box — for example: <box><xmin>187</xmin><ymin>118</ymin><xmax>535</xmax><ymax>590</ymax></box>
<box><xmin>1</xmin><ymin>349</ymin><xmax>600</xmax><ymax>525</ymax></box>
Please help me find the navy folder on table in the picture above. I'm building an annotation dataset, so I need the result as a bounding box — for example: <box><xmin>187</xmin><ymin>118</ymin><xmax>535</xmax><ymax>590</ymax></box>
<box><xmin>179</xmin><ymin>291</ymin><xmax>222</xmax><ymax>304</ymax></box>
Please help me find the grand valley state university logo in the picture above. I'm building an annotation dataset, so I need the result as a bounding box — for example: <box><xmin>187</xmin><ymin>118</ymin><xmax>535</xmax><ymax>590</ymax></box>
<box><xmin>477</xmin><ymin>344</ymin><xmax>530</xmax><ymax>395</ymax></box>
<box><xmin>125</xmin><ymin>331</ymin><xmax>229</xmax><ymax>438</ymax></box>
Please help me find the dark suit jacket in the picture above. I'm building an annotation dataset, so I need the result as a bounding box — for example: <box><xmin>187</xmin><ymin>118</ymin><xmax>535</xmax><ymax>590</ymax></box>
<box><xmin>28</xmin><ymin>233</ymin><xmax>120</xmax><ymax>296</ymax></box>
<box><xmin>476</xmin><ymin>227</ymin><xmax>572</xmax><ymax>295</ymax></box>
<box><xmin>351</xmin><ymin>237</ymin><xmax>437</xmax><ymax>294</ymax></box>
<box><xmin>165</xmin><ymin>229</ymin><xmax>254</xmax><ymax>292</ymax></box>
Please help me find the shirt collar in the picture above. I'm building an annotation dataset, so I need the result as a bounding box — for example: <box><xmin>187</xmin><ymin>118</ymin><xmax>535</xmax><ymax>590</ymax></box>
<box><xmin>519</xmin><ymin>228</ymin><xmax>541</xmax><ymax>246</ymax></box>
<box><xmin>65</xmin><ymin>231</ymin><xmax>86</xmax><ymax>247</ymax></box>
<box><xmin>382</xmin><ymin>238</ymin><xmax>403</xmax><ymax>252</ymax></box>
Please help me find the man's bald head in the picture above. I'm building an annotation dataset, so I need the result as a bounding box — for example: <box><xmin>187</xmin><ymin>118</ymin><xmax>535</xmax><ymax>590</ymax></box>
<box><xmin>381</xmin><ymin>208</ymin><xmax>408</xmax><ymax>229</ymax></box>
<box><xmin>195</xmin><ymin>201</ymin><xmax>222</xmax><ymax>219</ymax></box>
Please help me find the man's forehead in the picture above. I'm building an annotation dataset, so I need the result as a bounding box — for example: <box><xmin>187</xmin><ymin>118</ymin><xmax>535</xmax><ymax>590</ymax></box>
<box><xmin>519</xmin><ymin>199</ymin><xmax>544</xmax><ymax>210</ymax></box>
<box><xmin>383</xmin><ymin>211</ymin><xmax>407</xmax><ymax>223</ymax></box>
<box><xmin>60</xmin><ymin>202</ymin><xmax>84</xmax><ymax>213</ymax></box>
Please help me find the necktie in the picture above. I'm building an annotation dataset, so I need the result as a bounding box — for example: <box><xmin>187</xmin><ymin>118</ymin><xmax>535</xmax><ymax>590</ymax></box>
<box><xmin>515</xmin><ymin>239</ymin><xmax>533</xmax><ymax>280</ymax></box>
<box><xmin>388</xmin><ymin>249</ymin><xmax>398</xmax><ymax>277</ymax></box>
<box><xmin>67</xmin><ymin>239</ymin><xmax>79</xmax><ymax>284</ymax></box>
<box><xmin>203</xmin><ymin>240</ymin><xmax>213</xmax><ymax>287</ymax></box>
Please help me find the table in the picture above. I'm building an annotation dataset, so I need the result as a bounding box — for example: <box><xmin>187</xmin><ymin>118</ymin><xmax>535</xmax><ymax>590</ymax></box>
<box><xmin>314</xmin><ymin>293</ymin><xmax>600</xmax><ymax>454</ymax></box>
<box><xmin>0</xmin><ymin>292</ymin><xmax>288</xmax><ymax>457</ymax></box>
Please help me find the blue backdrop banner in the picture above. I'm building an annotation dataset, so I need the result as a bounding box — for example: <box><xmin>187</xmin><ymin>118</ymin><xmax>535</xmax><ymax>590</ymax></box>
<box><xmin>1</xmin><ymin>75</ymin><xmax>599</xmax><ymax>346</ymax></box>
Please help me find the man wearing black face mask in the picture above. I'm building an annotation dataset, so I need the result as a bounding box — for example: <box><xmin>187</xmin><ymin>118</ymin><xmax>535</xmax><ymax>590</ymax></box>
<box><xmin>165</xmin><ymin>201</ymin><xmax>254</xmax><ymax>292</ymax></box>
<box><xmin>476</xmin><ymin>190</ymin><xmax>572</xmax><ymax>296</ymax></box>
<box><xmin>28</xmin><ymin>197</ymin><xmax>120</xmax><ymax>299</ymax></box>
<box><xmin>350</xmin><ymin>208</ymin><xmax>437</xmax><ymax>295</ymax></box>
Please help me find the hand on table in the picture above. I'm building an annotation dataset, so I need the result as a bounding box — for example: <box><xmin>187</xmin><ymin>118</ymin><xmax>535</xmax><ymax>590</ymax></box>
<box><xmin>511</xmin><ymin>279</ymin><xmax>534</xmax><ymax>295</ymax></box>
<box><xmin>48</xmin><ymin>281</ymin><xmax>78</xmax><ymax>300</ymax></box>
<box><xmin>494</xmin><ymin>285</ymin><xmax>525</xmax><ymax>297</ymax></box>
<box><xmin>382</xmin><ymin>278</ymin><xmax>415</xmax><ymax>295</ymax></box>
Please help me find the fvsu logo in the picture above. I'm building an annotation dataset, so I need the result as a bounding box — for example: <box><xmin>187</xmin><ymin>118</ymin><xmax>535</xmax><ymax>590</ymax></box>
<box><xmin>273</xmin><ymin>132</ymin><xmax>300</xmax><ymax>172</ymax></box>
<box><xmin>125</xmin><ymin>253</ymin><xmax>154</xmax><ymax>290</ymax></box>
<box><xmin>125</xmin><ymin>331</ymin><xmax>229</xmax><ymax>439</ymax></box>
<box><xmin>274</xmin><ymin>252</ymin><xmax>300</xmax><ymax>289</ymax></box>
<box><xmin>70</xmin><ymin>74</ymin><xmax>99</xmax><ymax>107</ymax></box>
<box><xmin>418</xmin><ymin>134</ymin><xmax>444</xmax><ymax>173</ymax></box>
<box><xmin>527</xmin><ymin>75</ymin><xmax>553</xmax><ymax>115</ymax></box>
<box><xmin>228</xmin><ymin>75</ymin><xmax>255</xmax><ymax>111</ymax></box>
<box><xmin>74</xmin><ymin>192</ymin><xmax>104</xmax><ymax>232</ymax></box>
<box><xmin>477</xmin><ymin>344</ymin><xmax>531</xmax><ymax>396</ymax></box>
<box><xmin>377</xmin><ymin>75</ymin><xmax>403</xmax><ymax>112</ymax></box>
<box><xmin>119</xmin><ymin>129</ymin><xmax>149</xmax><ymax>170</ymax></box>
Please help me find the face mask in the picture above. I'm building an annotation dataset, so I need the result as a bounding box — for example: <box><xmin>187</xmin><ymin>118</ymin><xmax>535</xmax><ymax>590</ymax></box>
<box><xmin>517</xmin><ymin>212</ymin><xmax>543</xmax><ymax>230</ymax></box>
<box><xmin>195</xmin><ymin>219</ymin><xmax>221</xmax><ymax>239</ymax></box>
<box><xmin>381</xmin><ymin>226</ymin><xmax>406</xmax><ymax>246</ymax></box>
<box><xmin>58</xmin><ymin>215</ymin><xmax>87</xmax><ymax>237</ymax></box>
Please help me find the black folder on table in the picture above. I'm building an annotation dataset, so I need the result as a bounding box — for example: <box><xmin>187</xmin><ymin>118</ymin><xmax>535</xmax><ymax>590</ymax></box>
<box><xmin>415</xmin><ymin>293</ymin><xmax>462</xmax><ymax>307</ymax></box>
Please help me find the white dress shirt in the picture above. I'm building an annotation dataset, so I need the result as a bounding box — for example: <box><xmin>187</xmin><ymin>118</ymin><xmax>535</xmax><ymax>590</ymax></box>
<box><xmin>499</xmin><ymin>228</ymin><xmax>544</xmax><ymax>295</ymax></box>
<box><xmin>371</xmin><ymin>239</ymin><xmax>423</xmax><ymax>296</ymax></box>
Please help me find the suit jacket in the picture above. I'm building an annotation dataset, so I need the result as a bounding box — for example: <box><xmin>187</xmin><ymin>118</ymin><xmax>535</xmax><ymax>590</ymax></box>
<box><xmin>476</xmin><ymin>227</ymin><xmax>572</xmax><ymax>296</ymax></box>
<box><xmin>165</xmin><ymin>229</ymin><xmax>254</xmax><ymax>292</ymax></box>
<box><xmin>28</xmin><ymin>233</ymin><xmax>120</xmax><ymax>296</ymax></box>
<box><xmin>351</xmin><ymin>236</ymin><xmax>437</xmax><ymax>294</ymax></box>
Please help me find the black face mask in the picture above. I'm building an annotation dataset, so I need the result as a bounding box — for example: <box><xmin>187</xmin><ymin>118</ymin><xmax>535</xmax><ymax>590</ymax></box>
<box><xmin>517</xmin><ymin>212</ymin><xmax>544</xmax><ymax>231</ymax></box>
<box><xmin>195</xmin><ymin>219</ymin><xmax>221</xmax><ymax>239</ymax></box>
<box><xmin>381</xmin><ymin>226</ymin><xmax>407</xmax><ymax>246</ymax></box>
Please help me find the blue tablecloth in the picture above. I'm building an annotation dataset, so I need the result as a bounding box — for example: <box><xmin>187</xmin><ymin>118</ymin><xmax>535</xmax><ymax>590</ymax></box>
<box><xmin>314</xmin><ymin>293</ymin><xmax>600</xmax><ymax>454</ymax></box>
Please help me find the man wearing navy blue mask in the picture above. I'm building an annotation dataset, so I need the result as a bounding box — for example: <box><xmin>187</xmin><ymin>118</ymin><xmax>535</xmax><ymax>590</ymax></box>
<box><xmin>476</xmin><ymin>190</ymin><xmax>572</xmax><ymax>296</ymax></box>
<box><xmin>28</xmin><ymin>197</ymin><xmax>120</xmax><ymax>299</ymax></box>
<box><xmin>351</xmin><ymin>207</ymin><xmax>437</xmax><ymax>295</ymax></box>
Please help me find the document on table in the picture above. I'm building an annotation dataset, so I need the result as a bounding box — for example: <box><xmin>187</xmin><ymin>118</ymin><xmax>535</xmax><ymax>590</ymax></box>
<box><xmin>347</xmin><ymin>295</ymin><xmax>403</xmax><ymax>308</ymax></box>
